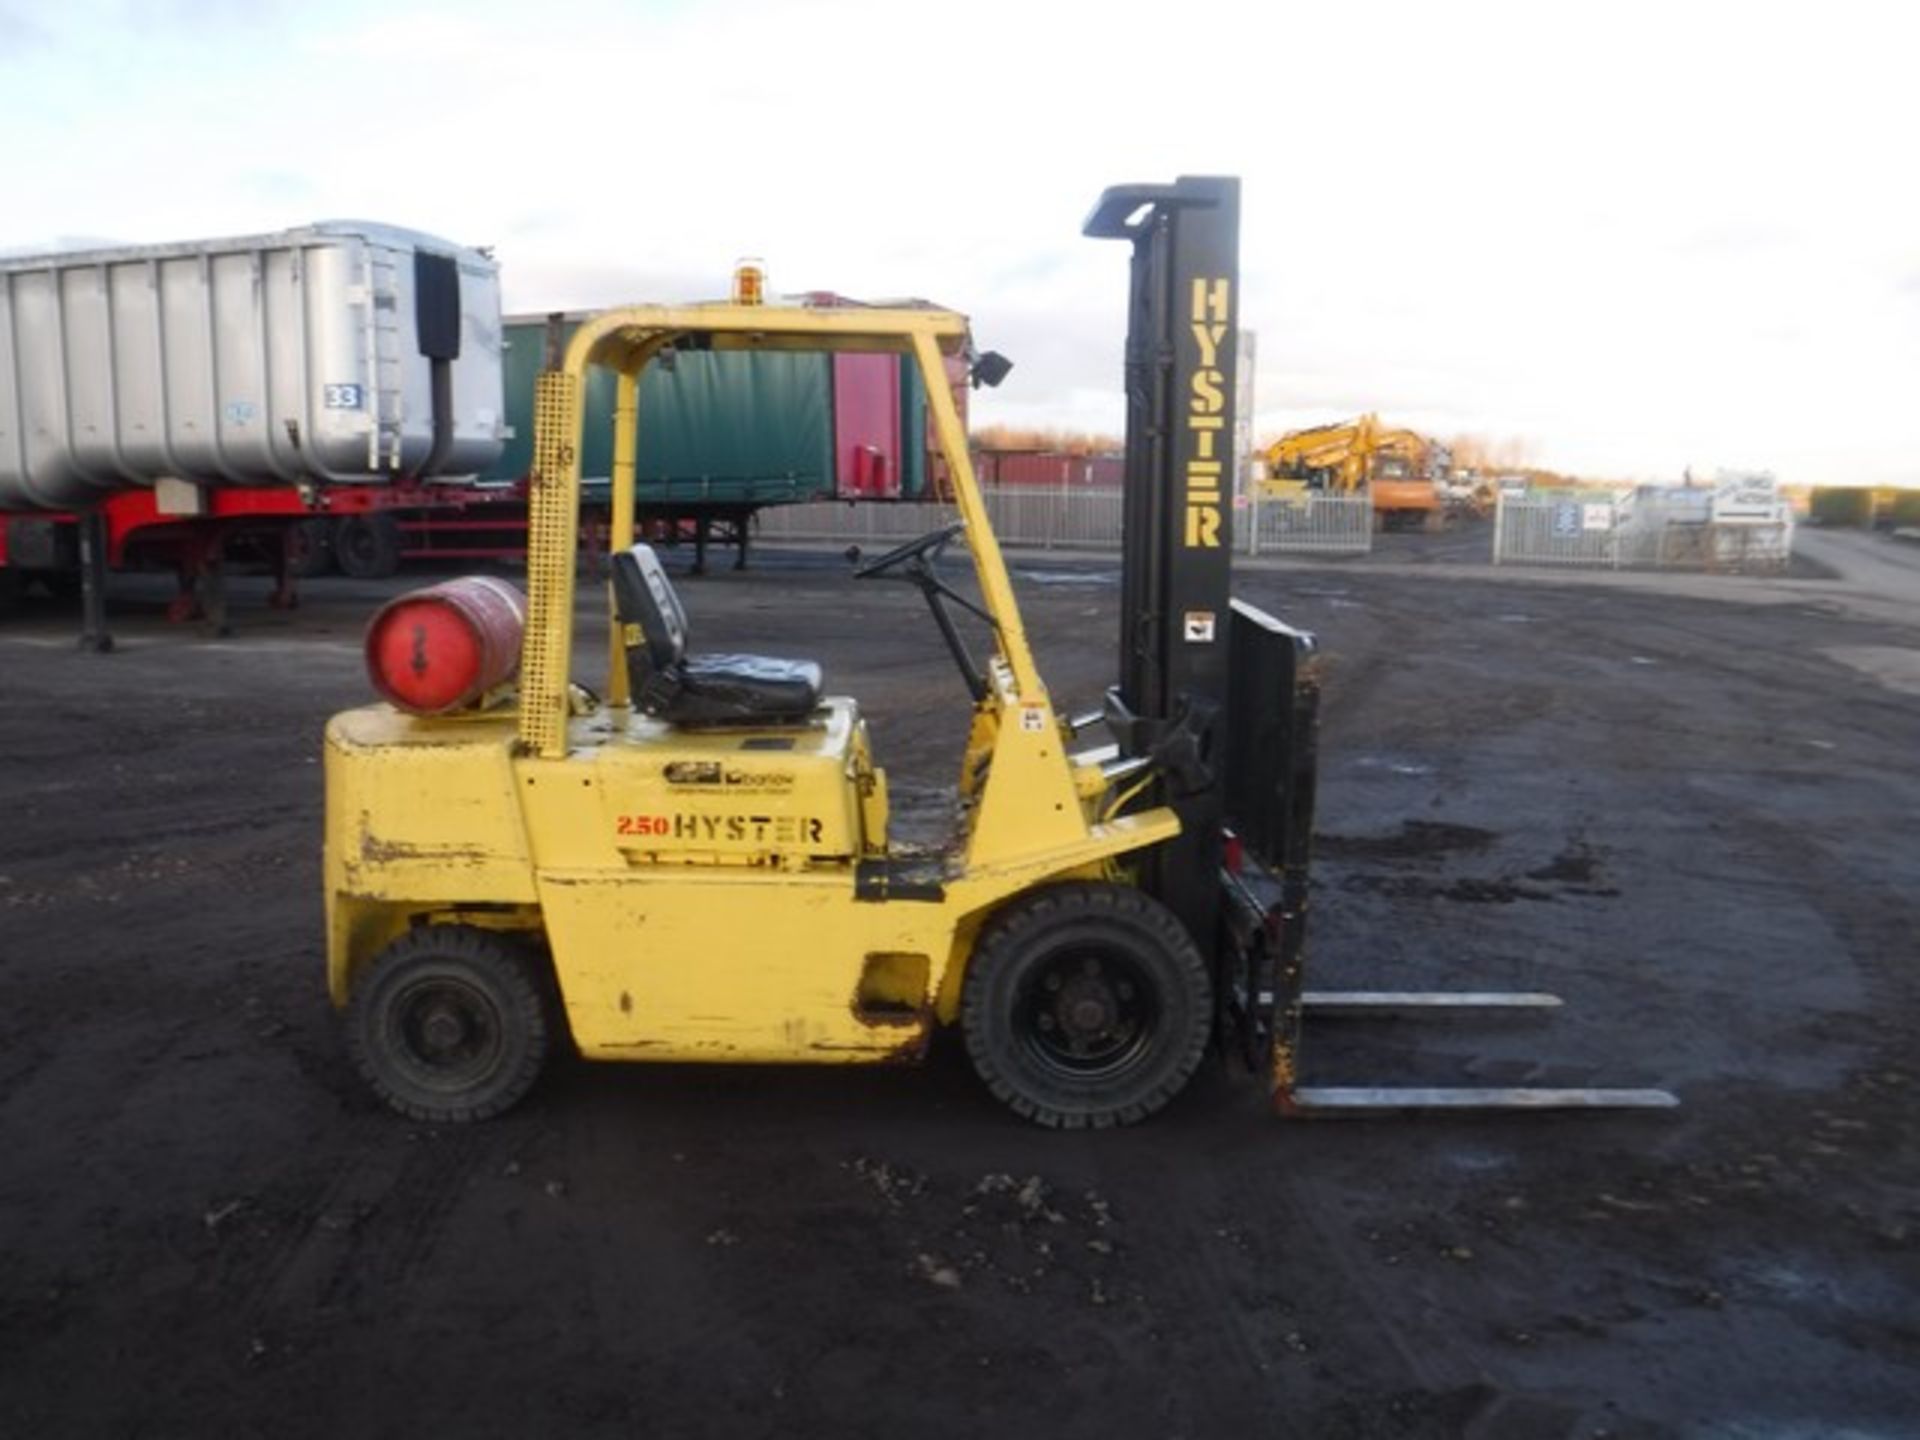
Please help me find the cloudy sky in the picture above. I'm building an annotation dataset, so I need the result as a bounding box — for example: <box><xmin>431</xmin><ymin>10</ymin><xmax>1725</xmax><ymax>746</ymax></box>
<box><xmin>2</xmin><ymin>0</ymin><xmax>1913</xmax><ymax>486</ymax></box>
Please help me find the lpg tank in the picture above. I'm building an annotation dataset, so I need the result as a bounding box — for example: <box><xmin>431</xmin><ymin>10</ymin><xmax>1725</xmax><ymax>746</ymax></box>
<box><xmin>364</xmin><ymin>576</ymin><xmax>526</xmax><ymax>715</ymax></box>
<box><xmin>0</xmin><ymin>221</ymin><xmax>505</xmax><ymax>510</ymax></box>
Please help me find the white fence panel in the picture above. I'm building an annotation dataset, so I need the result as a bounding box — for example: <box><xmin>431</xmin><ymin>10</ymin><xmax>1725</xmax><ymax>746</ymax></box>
<box><xmin>1495</xmin><ymin>494</ymin><xmax>1794</xmax><ymax>571</ymax></box>
<box><xmin>1493</xmin><ymin>496</ymin><xmax>1621</xmax><ymax>566</ymax></box>
<box><xmin>1243</xmin><ymin>494</ymin><xmax>1374</xmax><ymax>556</ymax></box>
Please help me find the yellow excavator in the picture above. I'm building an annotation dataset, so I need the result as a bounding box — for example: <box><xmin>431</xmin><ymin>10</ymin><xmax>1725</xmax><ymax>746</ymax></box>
<box><xmin>1259</xmin><ymin>414</ymin><xmax>1442</xmax><ymax>530</ymax></box>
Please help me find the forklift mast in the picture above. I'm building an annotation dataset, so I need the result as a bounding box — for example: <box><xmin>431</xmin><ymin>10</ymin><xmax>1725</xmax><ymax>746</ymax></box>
<box><xmin>1085</xmin><ymin>176</ymin><xmax>1242</xmax><ymax>949</ymax></box>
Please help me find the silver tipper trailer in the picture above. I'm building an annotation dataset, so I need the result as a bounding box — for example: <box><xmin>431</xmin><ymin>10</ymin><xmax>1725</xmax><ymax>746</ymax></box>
<box><xmin>0</xmin><ymin>222</ymin><xmax>505</xmax><ymax>511</ymax></box>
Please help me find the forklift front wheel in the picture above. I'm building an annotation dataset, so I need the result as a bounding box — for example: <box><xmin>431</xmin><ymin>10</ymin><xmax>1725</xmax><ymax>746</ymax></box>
<box><xmin>961</xmin><ymin>884</ymin><xmax>1212</xmax><ymax>1129</ymax></box>
<box><xmin>345</xmin><ymin>925</ymin><xmax>555</xmax><ymax>1123</ymax></box>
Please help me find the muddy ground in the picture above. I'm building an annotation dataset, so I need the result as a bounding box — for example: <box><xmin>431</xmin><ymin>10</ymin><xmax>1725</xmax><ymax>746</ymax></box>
<box><xmin>1</xmin><ymin>525</ymin><xmax>1916</xmax><ymax>1438</ymax></box>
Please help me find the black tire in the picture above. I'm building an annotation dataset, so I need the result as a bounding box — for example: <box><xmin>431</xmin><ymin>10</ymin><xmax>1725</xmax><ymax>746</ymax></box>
<box><xmin>332</xmin><ymin>513</ymin><xmax>402</xmax><ymax>579</ymax></box>
<box><xmin>961</xmin><ymin>883</ymin><xmax>1212</xmax><ymax>1129</ymax></box>
<box><xmin>345</xmin><ymin>925</ymin><xmax>555</xmax><ymax>1123</ymax></box>
<box><xmin>285</xmin><ymin>517</ymin><xmax>335</xmax><ymax>578</ymax></box>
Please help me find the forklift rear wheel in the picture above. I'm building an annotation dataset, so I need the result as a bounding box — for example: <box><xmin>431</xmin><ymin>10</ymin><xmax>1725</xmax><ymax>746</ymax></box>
<box><xmin>962</xmin><ymin>883</ymin><xmax>1211</xmax><ymax>1129</ymax></box>
<box><xmin>346</xmin><ymin>926</ymin><xmax>555</xmax><ymax>1123</ymax></box>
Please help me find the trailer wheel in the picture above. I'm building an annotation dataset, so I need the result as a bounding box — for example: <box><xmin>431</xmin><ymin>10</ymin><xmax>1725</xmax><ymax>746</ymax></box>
<box><xmin>346</xmin><ymin>925</ymin><xmax>555</xmax><ymax>1123</ymax></box>
<box><xmin>285</xmin><ymin>517</ymin><xmax>335</xmax><ymax>577</ymax></box>
<box><xmin>333</xmin><ymin>514</ymin><xmax>401</xmax><ymax>579</ymax></box>
<box><xmin>961</xmin><ymin>883</ymin><xmax>1212</xmax><ymax>1129</ymax></box>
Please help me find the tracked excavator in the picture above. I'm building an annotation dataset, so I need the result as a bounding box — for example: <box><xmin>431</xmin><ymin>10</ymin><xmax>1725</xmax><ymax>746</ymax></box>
<box><xmin>1261</xmin><ymin>413</ymin><xmax>1443</xmax><ymax>530</ymax></box>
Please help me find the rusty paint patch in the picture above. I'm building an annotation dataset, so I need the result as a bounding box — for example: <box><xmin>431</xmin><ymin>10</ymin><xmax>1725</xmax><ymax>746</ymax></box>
<box><xmin>849</xmin><ymin>981</ymin><xmax>927</xmax><ymax>1029</ymax></box>
<box><xmin>809</xmin><ymin>1032</ymin><xmax>929</xmax><ymax>1064</ymax></box>
<box><xmin>356</xmin><ymin>813</ymin><xmax>492</xmax><ymax>867</ymax></box>
<box><xmin>618</xmin><ymin>991</ymin><xmax>633</xmax><ymax>1014</ymax></box>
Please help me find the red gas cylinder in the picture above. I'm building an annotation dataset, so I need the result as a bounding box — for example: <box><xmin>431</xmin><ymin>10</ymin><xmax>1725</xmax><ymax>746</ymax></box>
<box><xmin>364</xmin><ymin>576</ymin><xmax>527</xmax><ymax>715</ymax></box>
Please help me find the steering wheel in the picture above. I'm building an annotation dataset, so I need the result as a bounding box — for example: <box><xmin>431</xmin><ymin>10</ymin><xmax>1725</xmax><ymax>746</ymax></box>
<box><xmin>852</xmin><ymin>520</ymin><xmax>966</xmax><ymax>579</ymax></box>
<box><xmin>847</xmin><ymin>519</ymin><xmax>990</xmax><ymax>701</ymax></box>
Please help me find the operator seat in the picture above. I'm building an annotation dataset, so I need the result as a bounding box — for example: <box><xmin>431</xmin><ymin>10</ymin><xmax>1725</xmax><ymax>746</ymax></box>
<box><xmin>610</xmin><ymin>544</ymin><xmax>824</xmax><ymax>727</ymax></box>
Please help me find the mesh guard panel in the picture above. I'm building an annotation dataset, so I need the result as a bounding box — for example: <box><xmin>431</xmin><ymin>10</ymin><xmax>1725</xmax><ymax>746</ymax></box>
<box><xmin>518</xmin><ymin>370</ymin><xmax>583</xmax><ymax>757</ymax></box>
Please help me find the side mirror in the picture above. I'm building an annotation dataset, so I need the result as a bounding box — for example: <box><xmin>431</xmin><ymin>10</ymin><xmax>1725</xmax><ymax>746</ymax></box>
<box><xmin>969</xmin><ymin>350</ymin><xmax>1013</xmax><ymax>390</ymax></box>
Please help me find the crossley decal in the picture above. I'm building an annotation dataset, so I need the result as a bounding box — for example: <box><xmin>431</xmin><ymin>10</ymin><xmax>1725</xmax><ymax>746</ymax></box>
<box><xmin>1184</xmin><ymin>276</ymin><xmax>1230</xmax><ymax>549</ymax></box>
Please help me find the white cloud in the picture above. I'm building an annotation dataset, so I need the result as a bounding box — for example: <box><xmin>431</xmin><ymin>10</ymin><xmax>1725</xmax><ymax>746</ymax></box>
<box><xmin>3</xmin><ymin>0</ymin><xmax>1914</xmax><ymax>485</ymax></box>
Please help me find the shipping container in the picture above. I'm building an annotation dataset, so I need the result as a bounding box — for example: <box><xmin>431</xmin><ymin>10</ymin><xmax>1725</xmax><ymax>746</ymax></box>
<box><xmin>0</xmin><ymin>222</ymin><xmax>505</xmax><ymax>510</ymax></box>
<box><xmin>832</xmin><ymin>353</ymin><xmax>904</xmax><ymax>498</ymax></box>
<box><xmin>488</xmin><ymin>312</ymin><xmax>964</xmax><ymax>507</ymax></box>
<box><xmin>488</xmin><ymin>316</ymin><xmax>834</xmax><ymax>506</ymax></box>
<box><xmin>975</xmin><ymin>452</ymin><xmax>1123</xmax><ymax>489</ymax></box>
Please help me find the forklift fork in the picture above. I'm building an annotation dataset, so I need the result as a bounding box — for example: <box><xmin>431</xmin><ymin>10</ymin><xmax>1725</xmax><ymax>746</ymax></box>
<box><xmin>1213</xmin><ymin>599</ymin><xmax>1677</xmax><ymax>1119</ymax></box>
<box><xmin>1272</xmin><ymin>974</ymin><xmax>1678</xmax><ymax>1117</ymax></box>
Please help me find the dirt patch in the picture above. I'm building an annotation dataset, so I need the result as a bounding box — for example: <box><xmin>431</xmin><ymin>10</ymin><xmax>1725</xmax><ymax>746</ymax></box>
<box><xmin>1436</xmin><ymin>877</ymin><xmax>1555</xmax><ymax>905</ymax></box>
<box><xmin>1525</xmin><ymin>847</ymin><xmax>1599</xmax><ymax>884</ymax></box>
<box><xmin>1315</xmin><ymin>819</ymin><xmax>1498</xmax><ymax>861</ymax></box>
<box><xmin>1822</xmin><ymin>644</ymin><xmax>1920</xmax><ymax>697</ymax></box>
<box><xmin>1339</xmin><ymin>874</ymin><xmax>1556</xmax><ymax>905</ymax></box>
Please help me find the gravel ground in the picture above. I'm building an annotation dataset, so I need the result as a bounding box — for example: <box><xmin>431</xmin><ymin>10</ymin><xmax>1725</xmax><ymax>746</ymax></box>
<box><xmin>1</xmin><ymin>524</ymin><xmax>1915</xmax><ymax>1438</ymax></box>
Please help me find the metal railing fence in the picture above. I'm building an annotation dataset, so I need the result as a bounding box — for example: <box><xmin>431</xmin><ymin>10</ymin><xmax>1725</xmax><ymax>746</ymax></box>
<box><xmin>1493</xmin><ymin>495</ymin><xmax>1794</xmax><ymax>571</ymax></box>
<box><xmin>1243</xmin><ymin>493</ymin><xmax>1374</xmax><ymax>555</ymax></box>
<box><xmin>754</xmin><ymin>488</ymin><xmax>1372</xmax><ymax>556</ymax></box>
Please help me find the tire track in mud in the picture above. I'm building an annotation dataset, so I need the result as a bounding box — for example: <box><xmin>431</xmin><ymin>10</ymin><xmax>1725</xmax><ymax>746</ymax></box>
<box><xmin>215</xmin><ymin>1121</ymin><xmax>519</xmax><ymax>1333</ymax></box>
<box><xmin>526</xmin><ymin>1091</ymin><xmax>804</xmax><ymax>1427</ymax></box>
<box><xmin>1096</xmin><ymin>1162</ymin><xmax>1306</xmax><ymax>1436</ymax></box>
<box><xmin>1077</xmin><ymin>1131</ymin><xmax>1509</xmax><ymax>1440</ymax></box>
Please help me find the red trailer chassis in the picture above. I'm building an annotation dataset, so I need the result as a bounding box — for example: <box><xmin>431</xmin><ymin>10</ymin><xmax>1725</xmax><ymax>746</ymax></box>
<box><xmin>0</xmin><ymin>480</ymin><xmax>716</xmax><ymax>647</ymax></box>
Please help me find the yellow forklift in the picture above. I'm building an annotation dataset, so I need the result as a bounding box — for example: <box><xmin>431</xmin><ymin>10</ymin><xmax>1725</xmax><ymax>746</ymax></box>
<box><xmin>324</xmin><ymin>177</ymin><xmax>1673</xmax><ymax>1126</ymax></box>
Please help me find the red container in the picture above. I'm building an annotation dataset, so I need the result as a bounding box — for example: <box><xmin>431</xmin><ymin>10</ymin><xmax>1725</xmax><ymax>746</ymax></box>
<box><xmin>833</xmin><ymin>352</ymin><xmax>904</xmax><ymax>498</ymax></box>
<box><xmin>364</xmin><ymin>575</ymin><xmax>526</xmax><ymax>715</ymax></box>
<box><xmin>976</xmin><ymin>452</ymin><xmax>1124</xmax><ymax>488</ymax></box>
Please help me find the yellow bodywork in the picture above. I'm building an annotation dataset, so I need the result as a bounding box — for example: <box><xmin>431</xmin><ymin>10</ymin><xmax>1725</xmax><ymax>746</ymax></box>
<box><xmin>324</xmin><ymin>302</ymin><xmax>1180</xmax><ymax>1064</ymax></box>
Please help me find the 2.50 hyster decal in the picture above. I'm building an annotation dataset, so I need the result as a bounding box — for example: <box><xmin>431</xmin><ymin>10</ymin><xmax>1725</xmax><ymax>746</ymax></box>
<box><xmin>616</xmin><ymin>814</ymin><xmax>826</xmax><ymax>844</ymax></box>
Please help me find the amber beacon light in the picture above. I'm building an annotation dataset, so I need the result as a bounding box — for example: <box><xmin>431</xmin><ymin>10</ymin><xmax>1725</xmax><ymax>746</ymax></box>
<box><xmin>732</xmin><ymin>257</ymin><xmax>766</xmax><ymax>306</ymax></box>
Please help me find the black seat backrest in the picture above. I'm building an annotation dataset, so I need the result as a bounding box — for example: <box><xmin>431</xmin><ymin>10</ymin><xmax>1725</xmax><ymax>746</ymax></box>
<box><xmin>610</xmin><ymin>544</ymin><xmax>690</xmax><ymax>678</ymax></box>
<box><xmin>609</xmin><ymin>541</ymin><xmax>825</xmax><ymax>727</ymax></box>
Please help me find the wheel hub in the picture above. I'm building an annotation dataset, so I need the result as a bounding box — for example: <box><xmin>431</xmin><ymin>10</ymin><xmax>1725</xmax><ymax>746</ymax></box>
<box><xmin>1022</xmin><ymin>949</ymin><xmax>1154</xmax><ymax>1074</ymax></box>
<box><xmin>1059</xmin><ymin>978</ymin><xmax>1116</xmax><ymax>1038</ymax></box>
<box><xmin>420</xmin><ymin>1004</ymin><xmax>468</xmax><ymax>1054</ymax></box>
<box><xmin>395</xmin><ymin>979</ymin><xmax>497</xmax><ymax>1073</ymax></box>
